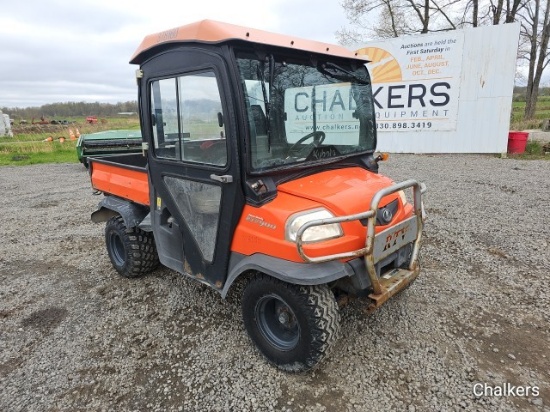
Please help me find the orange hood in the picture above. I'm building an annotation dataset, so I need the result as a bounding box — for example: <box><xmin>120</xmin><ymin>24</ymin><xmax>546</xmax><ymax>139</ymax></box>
<box><xmin>277</xmin><ymin>167</ymin><xmax>396</xmax><ymax>215</ymax></box>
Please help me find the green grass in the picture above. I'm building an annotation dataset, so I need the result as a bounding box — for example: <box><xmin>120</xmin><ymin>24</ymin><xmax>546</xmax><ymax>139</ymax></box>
<box><xmin>0</xmin><ymin>140</ymin><xmax>79</xmax><ymax>166</ymax></box>
<box><xmin>525</xmin><ymin>140</ymin><xmax>544</xmax><ymax>155</ymax></box>
<box><xmin>0</xmin><ymin>116</ymin><xmax>140</xmax><ymax>166</ymax></box>
<box><xmin>511</xmin><ymin>95</ymin><xmax>550</xmax><ymax>127</ymax></box>
<box><xmin>506</xmin><ymin>140</ymin><xmax>550</xmax><ymax>160</ymax></box>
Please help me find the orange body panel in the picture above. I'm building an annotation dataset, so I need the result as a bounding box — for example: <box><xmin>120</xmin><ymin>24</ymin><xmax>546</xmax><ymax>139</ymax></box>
<box><xmin>90</xmin><ymin>161</ymin><xmax>150</xmax><ymax>206</ymax></box>
<box><xmin>231</xmin><ymin>167</ymin><xmax>413</xmax><ymax>262</ymax></box>
<box><xmin>130</xmin><ymin>20</ymin><xmax>368</xmax><ymax>64</ymax></box>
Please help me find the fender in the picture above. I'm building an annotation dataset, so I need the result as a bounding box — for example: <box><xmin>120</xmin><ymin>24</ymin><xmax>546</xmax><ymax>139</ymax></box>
<box><xmin>91</xmin><ymin>196</ymin><xmax>151</xmax><ymax>231</ymax></box>
<box><xmin>221</xmin><ymin>253</ymin><xmax>355</xmax><ymax>298</ymax></box>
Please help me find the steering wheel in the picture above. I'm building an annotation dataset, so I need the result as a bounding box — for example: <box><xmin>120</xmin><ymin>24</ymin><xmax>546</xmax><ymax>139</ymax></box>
<box><xmin>287</xmin><ymin>131</ymin><xmax>326</xmax><ymax>157</ymax></box>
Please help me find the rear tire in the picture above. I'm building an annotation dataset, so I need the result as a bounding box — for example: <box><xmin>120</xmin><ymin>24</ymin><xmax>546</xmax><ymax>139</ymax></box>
<box><xmin>105</xmin><ymin>216</ymin><xmax>159</xmax><ymax>278</ymax></box>
<box><xmin>242</xmin><ymin>274</ymin><xmax>340</xmax><ymax>372</ymax></box>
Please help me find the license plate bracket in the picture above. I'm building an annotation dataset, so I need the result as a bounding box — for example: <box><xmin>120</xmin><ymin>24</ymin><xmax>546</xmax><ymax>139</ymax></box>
<box><xmin>373</xmin><ymin>216</ymin><xmax>418</xmax><ymax>264</ymax></box>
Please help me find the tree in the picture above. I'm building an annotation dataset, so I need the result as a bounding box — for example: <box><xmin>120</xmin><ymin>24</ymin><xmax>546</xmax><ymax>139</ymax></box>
<box><xmin>1</xmin><ymin>101</ymin><xmax>139</xmax><ymax>119</ymax></box>
<box><xmin>338</xmin><ymin>0</ymin><xmax>526</xmax><ymax>43</ymax></box>
<box><xmin>459</xmin><ymin>0</ymin><xmax>523</xmax><ymax>26</ymax></box>
<box><xmin>520</xmin><ymin>0</ymin><xmax>550</xmax><ymax>119</ymax></box>
<box><xmin>337</xmin><ymin>0</ymin><xmax>403</xmax><ymax>44</ymax></box>
<box><xmin>337</xmin><ymin>0</ymin><xmax>461</xmax><ymax>44</ymax></box>
<box><xmin>459</xmin><ymin>1</ymin><xmax>549</xmax><ymax>120</ymax></box>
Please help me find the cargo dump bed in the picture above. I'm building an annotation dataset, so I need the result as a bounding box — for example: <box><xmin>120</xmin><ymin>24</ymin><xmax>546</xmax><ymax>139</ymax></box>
<box><xmin>89</xmin><ymin>153</ymin><xmax>149</xmax><ymax>206</ymax></box>
<box><xmin>76</xmin><ymin>129</ymin><xmax>143</xmax><ymax>165</ymax></box>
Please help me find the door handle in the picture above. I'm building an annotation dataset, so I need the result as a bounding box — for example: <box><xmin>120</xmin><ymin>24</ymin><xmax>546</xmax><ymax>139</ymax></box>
<box><xmin>210</xmin><ymin>174</ymin><xmax>233</xmax><ymax>184</ymax></box>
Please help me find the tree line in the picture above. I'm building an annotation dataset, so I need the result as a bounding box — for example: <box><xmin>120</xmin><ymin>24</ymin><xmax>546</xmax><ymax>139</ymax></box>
<box><xmin>338</xmin><ymin>0</ymin><xmax>550</xmax><ymax>120</ymax></box>
<box><xmin>1</xmin><ymin>101</ymin><xmax>138</xmax><ymax>120</ymax></box>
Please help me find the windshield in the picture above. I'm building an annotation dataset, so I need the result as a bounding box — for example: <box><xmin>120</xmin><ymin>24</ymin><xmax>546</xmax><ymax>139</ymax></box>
<box><xmin>236</xmin><ymin>51</ymin><xmax>376</xmax><ymax>172</ymax></box>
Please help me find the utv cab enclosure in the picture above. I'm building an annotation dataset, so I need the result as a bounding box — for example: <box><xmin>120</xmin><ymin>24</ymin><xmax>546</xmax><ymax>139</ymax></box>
<box><xmin>89</xmin><ymin>20</ymin><xmax>427</xmax><ymax>372</ymax></box>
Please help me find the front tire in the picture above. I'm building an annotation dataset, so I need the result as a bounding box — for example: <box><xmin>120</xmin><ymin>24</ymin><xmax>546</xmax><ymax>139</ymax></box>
<box><xmin>105</xmin><ymin>216</ymin><xmax>159</xmax><ymax>278</ymax></box>
<box><xmin>242</xmin><ymin>274</ymin><xmax>340</xmax><ymax>372</ymax></box>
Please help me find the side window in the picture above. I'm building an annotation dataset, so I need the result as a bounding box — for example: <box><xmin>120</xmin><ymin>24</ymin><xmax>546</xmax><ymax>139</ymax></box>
<box><xmin>150</xmin><ymin>71</ymin><xmax>227</xmax><ymax>166</ymax></box>
<box><xmin>151</xmin><ymin>78</ymin><xmax>178</xmax><ymax>159</ymax></box>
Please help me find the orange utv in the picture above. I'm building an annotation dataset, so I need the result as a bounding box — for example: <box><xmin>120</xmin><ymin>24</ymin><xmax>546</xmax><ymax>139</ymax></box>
<box><xmin>88</xmin><ymin>20</ymin><xmax>427</xmax><ymax>372</ymax></box>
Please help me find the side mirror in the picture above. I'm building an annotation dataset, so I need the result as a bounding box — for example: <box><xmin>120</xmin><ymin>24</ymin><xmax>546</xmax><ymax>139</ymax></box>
<box><xmin>217</xmin><ymin>112</ymin><xmax>224</xmax><ymax>128</ymax></box>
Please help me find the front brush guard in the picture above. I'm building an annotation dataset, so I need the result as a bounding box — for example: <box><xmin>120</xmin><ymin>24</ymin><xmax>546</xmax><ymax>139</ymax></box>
<box><xmin>296</xmin><ymin>180</ymin><xmax>426</xmax><ymax>310</ymax></box>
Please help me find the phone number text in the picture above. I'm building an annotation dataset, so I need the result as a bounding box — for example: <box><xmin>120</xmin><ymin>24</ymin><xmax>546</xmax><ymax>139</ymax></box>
<box><xmin>376</xmin><ymin>122</ymin><xmax>433</xmax><ymax>130</ymax></box>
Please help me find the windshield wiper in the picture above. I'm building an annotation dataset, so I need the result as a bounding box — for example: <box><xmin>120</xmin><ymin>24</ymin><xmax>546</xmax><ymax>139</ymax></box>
<box><xmin>257</xmin><ymin>55</ymin><xmax>275</xmax><ymax>150</ymax></box>
<box><xmin>319</xmin><ymin>62</ymin><xmax>370</xmax><ymax>85</ymax></box>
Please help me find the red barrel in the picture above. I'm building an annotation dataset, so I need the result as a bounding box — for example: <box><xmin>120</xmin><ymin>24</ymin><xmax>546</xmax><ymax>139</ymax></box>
<box><xmin>507</xmin><ymin>131</ymin><xmax>529</xmax><ymax>154</ymax></box>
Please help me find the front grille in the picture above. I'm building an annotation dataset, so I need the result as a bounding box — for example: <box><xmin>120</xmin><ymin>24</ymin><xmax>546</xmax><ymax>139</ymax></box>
<box><xmin>360</xmin><ymin>199</ymin><xmax>399</xmax><ymax>226</ymax></box>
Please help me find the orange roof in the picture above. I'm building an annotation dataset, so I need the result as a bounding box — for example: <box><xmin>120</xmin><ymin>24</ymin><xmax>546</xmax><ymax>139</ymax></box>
<box><xmin>130</xmin><ymin>19</ymin><xmax>366</xmax><ymax>64</ymax></box>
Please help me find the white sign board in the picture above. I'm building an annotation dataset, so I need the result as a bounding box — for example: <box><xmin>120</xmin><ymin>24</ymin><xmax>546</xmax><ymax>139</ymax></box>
<box><xmin>355</xmin><ymin>23</ymin><xmax>520</xmax><ymax>153</ymax></box>
<box><xmin>358</xmin><ymin>32</ymin><xmax>464</xmax><ymax>132</ymax></box>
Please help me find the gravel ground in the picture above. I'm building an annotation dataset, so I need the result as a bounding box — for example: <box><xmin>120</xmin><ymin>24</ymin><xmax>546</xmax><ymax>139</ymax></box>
<box><xmin>0</xmin><ymin>155</ymin><xmax>549</xmax><ymax>411</ymax></box>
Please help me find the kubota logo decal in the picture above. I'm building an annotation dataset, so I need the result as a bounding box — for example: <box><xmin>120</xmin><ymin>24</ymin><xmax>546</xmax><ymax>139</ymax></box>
<box><xmin>246</xmin><ymin>214</ymin><xmax>277</xmax><ymax>230</ymax></box>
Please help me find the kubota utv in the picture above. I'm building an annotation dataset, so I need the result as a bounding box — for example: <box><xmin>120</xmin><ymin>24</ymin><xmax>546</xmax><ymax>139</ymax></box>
<box><xmin>88</xmin><ymin>20</ymin><xmax>427</xmax><ymax>372</ymax></box>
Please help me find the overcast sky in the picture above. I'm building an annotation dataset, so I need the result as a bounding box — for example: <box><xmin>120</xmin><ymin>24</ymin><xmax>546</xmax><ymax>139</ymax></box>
<box><xmin>0</xmin><ymin>0</ymin><xmax>352</xmax><ymax>108</ymax></box>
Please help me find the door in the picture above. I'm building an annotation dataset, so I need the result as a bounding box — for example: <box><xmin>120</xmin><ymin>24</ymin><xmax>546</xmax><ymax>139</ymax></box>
<box><xmin>141</xmin><ymin>48</ymin><xmax>243</xmax><ymax>289</ymax></box>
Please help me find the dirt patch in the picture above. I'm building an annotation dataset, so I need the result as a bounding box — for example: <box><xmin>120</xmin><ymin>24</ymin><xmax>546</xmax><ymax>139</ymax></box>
<box><xmin>31</xmin><ymin>200</ymin><xmax>60</xmax><ymax>209</ymax></box>
<box><xmin>21</xmin><ymin>307</ymin><xmax>68</xmax><ymax>332</ymax></box>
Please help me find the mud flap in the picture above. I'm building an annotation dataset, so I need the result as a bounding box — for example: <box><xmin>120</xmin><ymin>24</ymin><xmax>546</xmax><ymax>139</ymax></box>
<box><xmin>91</xmin><ymin>196</ymin><xmax>149</xmax><ymax>229</ymax></box>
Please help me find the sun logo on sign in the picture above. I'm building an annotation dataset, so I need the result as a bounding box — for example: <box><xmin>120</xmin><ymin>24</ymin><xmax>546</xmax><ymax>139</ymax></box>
<box><xmin>356</xmin><ymin>47</ymin><xmax>402</xmax><ymax>83</ymax></box>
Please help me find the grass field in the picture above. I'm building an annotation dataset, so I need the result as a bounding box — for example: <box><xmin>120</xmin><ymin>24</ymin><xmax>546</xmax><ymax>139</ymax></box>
<box><xmin>0</xmin><ymin>141</ymin><xmax>78</xmax><ymax>166</ymax></box>
<box><xmin>0</xmin><ymin>117</ymin><xmax>140</xmax><ymax>166</ymax></box>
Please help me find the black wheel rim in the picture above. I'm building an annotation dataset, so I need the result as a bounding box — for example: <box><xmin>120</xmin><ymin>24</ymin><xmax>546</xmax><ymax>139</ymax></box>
<box><xmin>108</xmin><ymin>231</ymin><xmax>126</xmax><ymax>267</ymax></box>
<box><xmin>255</xmin><ymin>294</ymin><xmax>300</xmax><ymax>351</ymax></box>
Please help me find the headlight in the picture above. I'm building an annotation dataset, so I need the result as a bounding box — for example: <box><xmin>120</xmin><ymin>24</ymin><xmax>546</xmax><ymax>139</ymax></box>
<box><xmin>286</xmin><ymin>209</ymin><xmax>343</xmax><ymax>243</ymax></box>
